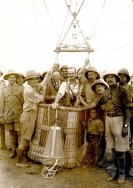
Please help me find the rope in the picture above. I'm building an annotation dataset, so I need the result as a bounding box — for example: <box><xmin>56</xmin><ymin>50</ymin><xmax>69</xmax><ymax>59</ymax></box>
<box><xmin>72</xmin><ymin>15</ymin><xmax>133</xmax><ymax>46</ymax></box>
<box><xmin>42</xmin><ymin>0</ymin><xmax>59</xmax><ymax>38</ymax></box>
<box><xmin>90</xmin><ymin>0</ymin><xmax>106</xmax><ymax>37</ymax></box>
<box><xmin>56</xmin><ymin>8</ymin><xmax>70</xmax><ymax>48</ymax></box>
<box><xmin>90</xmin><ymin>15</ymin><xmax>133</xmax><ymax>39</ymax></box>
<box><xmin>94</xmin><ymin>38</ymin><xmax>133</xmax><ymax>51</ymax></box>
<box><xmin>31</xmin><ymin>0</ymin><xmax>47</xmax><ymax>70</ymax></box>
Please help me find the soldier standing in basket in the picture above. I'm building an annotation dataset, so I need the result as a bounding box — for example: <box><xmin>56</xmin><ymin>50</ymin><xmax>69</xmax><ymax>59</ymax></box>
<box><xmin>0</xmin><ymin>70</ymin><xmax>24</xmax><ymax>158</ymax></box>
<box><xmin>52</xmin><ymin>67</ymin><xmax>82</xmax><ymax>108</ymax></box>
<box><xmin>0</xmin><ymin>70</ymin><xmax>6</xmax><ymax>149</ymax></box>
<box><xmin>16</xmin><ymin>70</ymin><xmax>46</xmax><ymax>167</ymax></box>
<box><xmin>96</xmin><ymin>71</ymin><xmax>132</xmax><ymax>184</ymax></box>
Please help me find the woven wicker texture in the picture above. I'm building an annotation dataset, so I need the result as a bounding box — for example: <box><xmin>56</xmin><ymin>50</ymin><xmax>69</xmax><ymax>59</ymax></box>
<box><xmin>28</xmin><ymin>104</ymin><xmax>88</xmax><ymax>168</ymax></box>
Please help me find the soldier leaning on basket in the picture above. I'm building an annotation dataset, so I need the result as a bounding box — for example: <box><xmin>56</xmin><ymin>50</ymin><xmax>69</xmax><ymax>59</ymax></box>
<box><xmin>16</xmin><ymin>70</ymin><xmax>46</xmax><ymax>167</ymax></box>
<box><xmin>79</xmin><ymin>59</ymin><xmax>100</xmax><ymax>105</ymax></box>
<box><xmin>117</xmin><ymin>68</ymin><xmax>133</xmax><ymax>177</ymax></box>
<box><xmin>60</xmin><ymin>65</ymin><xmax>68</xmax><ymax>83</ymax></box>
<box><xmin>84</xmin><ymin>108</ymin><xmax>105</xmax><ymax>170</ymax></box>
<box><xmin>50</xmin><ymin>70</ymin><xmax>61</xmax><ymax>93</ymax></box>
<box><xmin>0</xmin><ymin>70</ymin><xmax>6</xmax><ymax>149</ymax></box>
<box><xmin>96</xmin><ymin>71</ymin><xmax>132</xmax><ymax>184</ymax></box>
<box><xmin>0</xmin><ymin>70</ymin><xmax>24</xmax><ymax>158</ymax></box>
<box><xmin>52</xmin><ymin>67</ymin><xmax>83</xmax><ymax>108</ymax></box>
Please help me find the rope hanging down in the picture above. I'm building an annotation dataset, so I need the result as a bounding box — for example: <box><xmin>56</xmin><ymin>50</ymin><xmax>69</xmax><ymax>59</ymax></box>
<box><xmin>31</xmin><ymin>0</ymin><xmax>47</xmax><ymax>70</ymax></box>
<box><xmin>90</xmin><ymin>0</ymin><xmax>106</xmax><ymax>37</ymax></box>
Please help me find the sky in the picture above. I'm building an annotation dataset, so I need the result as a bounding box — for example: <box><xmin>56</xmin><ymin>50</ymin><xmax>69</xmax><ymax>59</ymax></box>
<box><xmin>0</xmin><ymin>0</ymin><xmax>133</xmax><ymax>76</ymax></box>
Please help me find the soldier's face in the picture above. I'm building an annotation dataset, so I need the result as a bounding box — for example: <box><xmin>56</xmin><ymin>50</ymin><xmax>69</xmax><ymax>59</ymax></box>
<box><xmin>52</xmin><ymin>71</ymin><xmax>60</xmax><ymax>81</ymax></box>
<box><xmin>61</xmin><ymin>69</ymin><xmax>68</xmax><ymax>78</ymax></box>
<box><xmin>8</xmin><ymin>75</ymin><xmax>16</xmax><ymax>85</ymax></box>
<box><xmin>17</xmin><ymin>76</ymin><xmax>24</xmax><ymax>85</ymax></box>
<box><xmin>87</xmin><ymin>72</ymin><xmax>97</xmax><ymax>83</ymax></box>
<box><xmin>28</xmin><ymin>78</ymin><xmax>37</xmax><ymax>87</ymax></box>
<box><xmin>68</xmin><ymin>68</ymin><xmax>76</xmax><ymax>80</ymax></box>
<box><xmin>90</xmin><ymin>109</ymin><xmax>97</xmax><ymax>118</ymax></box>
<box><xmin>106</xmin><ymin>75</ymin><xmax>117</xmax><ymax>86</ymax></box>
<box><xmin>119</xmin><ymin>74</ymin><xmax>127</xmax><ymax>83</ymax></box>
<box><xmin>95</xmin><ymin>84</ymin><xmax>105</xmax><ymax>95</ymax></box>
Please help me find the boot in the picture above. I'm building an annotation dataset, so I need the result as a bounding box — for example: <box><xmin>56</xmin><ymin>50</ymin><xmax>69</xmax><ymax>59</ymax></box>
<box><xmin>10</xmin><ymin>149</ymin><xmax>17</xmax><ymax>159</ymax></box>
<box><xmin>16</xmin><ymin>149</ymin><xmax>29</xmax><ymax>168</ymax></box>
<box><xmin>14</xmin><ymin>131</ymin><xmax>18</xmax><ymax>148</ymax></box>
<box><xmin>106</xmin><ymin>149</ymin><xmax>118</xmax><ymax>182</ymax></box>
<box><xmin>0</xmin><ymin>124</ymin><xmax>6</xmax><ymax>149</ymax></box>
<box><xmin>107</xmin><ymin>148</ymin><xmax>117</xmax><ymax>171</ymax></box>
<box><xmin>9</xmin><ymin>131</ymin><xmax>16</xmax><ymax>159</ymax></box>
<box><xmin>91</xmin><ymin>156</ymin><xmax>99</xmax><ymax>170</ymax></box>
<box><xmin>129</xmin><ymin>166</ymin><xmax>133</xmax><ymax>177</ymax></box>
<box><xmin>23</xmin><ymin>146</ymin><xmax>30</xmax><ymax>162</ymax></box>
<box><xmin>117</xmin><ymin>152</ymin><xmax>126</xmax><ymax>184</ymax></box>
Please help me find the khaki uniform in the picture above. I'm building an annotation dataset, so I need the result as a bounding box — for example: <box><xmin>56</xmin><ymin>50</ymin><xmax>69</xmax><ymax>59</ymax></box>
<box><xmin>0</xmin><ymin>84</ymin><xmax>23</xmax><ymax>130</ymax></box>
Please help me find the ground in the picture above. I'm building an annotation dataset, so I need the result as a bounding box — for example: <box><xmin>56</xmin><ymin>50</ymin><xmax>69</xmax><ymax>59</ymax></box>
<box><xmin>0</xmin><ymin>147</ymin><xmax>133</xmax><ymax>188</ymax></box>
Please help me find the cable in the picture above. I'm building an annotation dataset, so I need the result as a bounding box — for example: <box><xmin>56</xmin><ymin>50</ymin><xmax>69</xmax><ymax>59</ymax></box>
<box><xmin>42</xmin><ymin>0</ymin><xmax>59</xmax><ymax>38</ymax></box>
<box><xmin>72</xmin><ymin>15</ymin><xmax>133</xmax><ymax>45</ymax></box>
<box><xmin>94</xmin><ymin>38</ymin><xmax>133</xmax><ymax>51</ymax></box>
<box><xmin>90</xmin><ymin>0</ymin><xmax>106</xmax><ymax>37</ymax></box>
<box><xmin>56</xmin><ymin>9</ymin><xmax>70</xmax><ymax>48</ymax></box>
<box><xmin>31</xmin><ymin>0</ymin><xmax>47</xmax><ymax>70</ymax></box>
<box><xmin>90</xmin><ymin>15</ymin><xmax>133</xmax><ymax>39</ymax></box>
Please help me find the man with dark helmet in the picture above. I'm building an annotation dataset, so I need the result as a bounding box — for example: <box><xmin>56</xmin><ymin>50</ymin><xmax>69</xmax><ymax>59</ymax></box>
<box><xmin>118</xmin><ymin>68</ymin><xmax>133</xmax><ymax>177</ymax></box>
<box><xmin>96</xmin><ymin>70</ymin><xmax>132</xmax><ymax>184</ymax></box>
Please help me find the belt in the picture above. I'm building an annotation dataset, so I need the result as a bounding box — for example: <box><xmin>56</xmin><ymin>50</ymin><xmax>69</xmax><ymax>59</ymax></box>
<box><xmin>106</xmin><ymin>112</ymin><xmax>124</xmax><ymax>117</ymax></box>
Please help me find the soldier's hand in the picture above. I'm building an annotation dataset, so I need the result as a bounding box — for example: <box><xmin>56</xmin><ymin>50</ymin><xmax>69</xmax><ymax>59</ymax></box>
<box><xmin>122</xmin><ymin>125</ymin><xmax>129</xmax><ymax>137</ymax></box>
<box><xmin>51</xmin><ymin>103</ymin><xmax>58</xmax><ymax>109</ymax></box>
<box><xmin>0</xmin><ymin>116</ymin><xmax>4</xmax><ymax>124</ymax></box>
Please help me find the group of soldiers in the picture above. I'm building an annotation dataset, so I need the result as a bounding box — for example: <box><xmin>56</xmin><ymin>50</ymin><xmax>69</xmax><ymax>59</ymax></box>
<box><xmin>0</xmin><ymin>58</ymin><xmax>133</xmax><ymax>184</ymax></box>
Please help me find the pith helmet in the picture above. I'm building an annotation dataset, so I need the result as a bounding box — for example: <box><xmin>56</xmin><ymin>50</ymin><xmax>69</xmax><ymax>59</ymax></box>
<box><xmin>118</xmin><ymin>68</ymin><xmax>130</xmax><ymax>83</ymax></box>
<box><xmin>18</xmin><ymin>73</ymin><xmax>25</xmax><ymax>79</ymax></box>
<box><xmin>85</xmin><ymin>66</ymin><xmax>100</xmax><ymax>80</ymax></box>
<box><xmin>103</xmin><ymin>71</ymin><xmax>120</xmax><ymax>83</ymax></box>
<box><xmin>3</xmin><ymin>70</ymin><xmax>19</xmax><ymax>80</ymax></box>
<box><xmin>25</xmin><ymin>70</ymin><xmax>37</xmax><ymax>81</ymax></box>
<box><xmin>91</xmin><ymin>79</ymin><xmax>109</xmax><ymax>92</ymax></box>
<box><xmin>60</xmin><ymin>65</ymin><xmax>68</xmax><ymax>70</ymax></box>
<box><xmin>36</xmin><ymin>72</ymin><xmax>43</xmax><ymax>78</ymax></box>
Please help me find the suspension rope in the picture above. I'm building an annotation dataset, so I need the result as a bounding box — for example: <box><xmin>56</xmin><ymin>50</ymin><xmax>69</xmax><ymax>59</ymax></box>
<box><xmin>72</xmin><ymin>15</ymin><xmax>133</xmax><ymax>46</ymax></box>
<box><xmin>56</xmin><ymin>9</ymin><xmax>70</xmax><ymax>48</ymax></box>
<box><xmin>31</xmin><ymin>0</ymin><xmax>47</xmax><ymax>70</ymax></box>
<box><xmin>90</xmin><ymin>0</ymin><xmax>106</xmax><ymax>37</ymax></box>
<box><xmin>42</xmin><ymin>0</ymin><xmax>59</xmax><ymax>38</ymax></box>
<box><xmin>94</xmin><ymin>38</ymin><xmax>133</xmax><ymax>51</ymax></box>
<box><xmin>90</xmin><ymin>15</ymin><xmax>133</xmax><ymax>39</ymax></box>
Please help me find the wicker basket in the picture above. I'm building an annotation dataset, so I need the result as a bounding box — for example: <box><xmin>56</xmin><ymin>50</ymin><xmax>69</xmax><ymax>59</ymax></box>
<box><xmin>28</xmin><ymin>104</ymin><xmax>88</xmax><ymax>168</ymax></box>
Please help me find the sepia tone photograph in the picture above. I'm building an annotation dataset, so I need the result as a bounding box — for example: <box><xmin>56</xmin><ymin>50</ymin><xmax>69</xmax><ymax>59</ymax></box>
<box><xmin>0</xmin><ymin>0</ymin><xmax>133</xmax><ymax>187</ymax></box>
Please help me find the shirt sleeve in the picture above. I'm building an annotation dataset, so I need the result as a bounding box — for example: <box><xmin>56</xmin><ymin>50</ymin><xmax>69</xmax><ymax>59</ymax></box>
<box><xmin>98</xmin><ymin>120</ymin><xmax>105</xmax><ymax>132</ymax></box>
<box><xmin>57</xmin><ymin>82</ymin><xmax>67</xmax><ymax>98</ymax></box>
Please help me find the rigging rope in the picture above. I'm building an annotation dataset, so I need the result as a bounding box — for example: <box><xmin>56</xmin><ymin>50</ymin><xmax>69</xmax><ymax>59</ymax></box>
<box><xmin>72</xmin><ymin>15</ymin><xmax>133</xmax><ymax>46</ymax></box>
<box><xmin>42</xmin><ymin>0</ymin><xmax>59</xmax><ymax>38</ymax></box>
<box><xmin>90</xmin><ymin>0</ymin><xmax>106</xmax><ymax>37</ymax></box>
<box><xmin>94</xmin><ymin>38</ymin><xmax>133</xmax><ymax>51</ymax></box>
<box><xmin>56</xmin><ymin>9</ymin><xmax>70</xmax><ymax>48</ymax></box>
<box><xmin>31</xmin><ymin>0</ymin><xmax>47</xmax><ymax>70</ymax></box>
